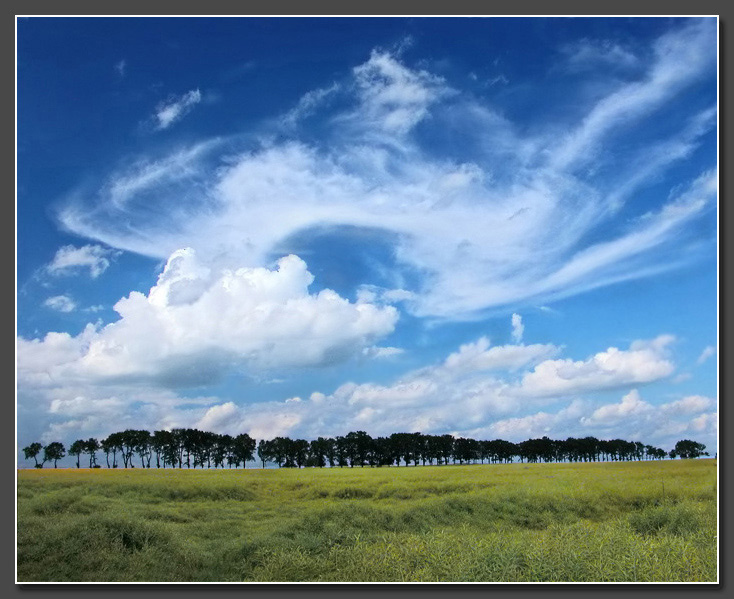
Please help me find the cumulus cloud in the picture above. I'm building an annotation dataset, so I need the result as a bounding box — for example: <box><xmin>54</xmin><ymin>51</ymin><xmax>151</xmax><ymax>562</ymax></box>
<box><xmin>155</xmin><ymin>89</ymin><xmax>202</xmax><ymax>130</ymax></box>
<box><xmin>486</xmin><ymin>389</ymin><xmax>715</xmax><ymax>449</ymax></box>
<box><xmin>43</xmin><ymin>295</ymin><xmax>76</xmax><ymax>312</ymax></box>
<box><xmin>20</xmin><ymin>249</ymin><xmax>398</xmax><ymax>388</ymax></box>
<box><xmin>20</xmin><ymin>311</ymin><xmax>702</xmax><ymax>448</ymax></box>
<box><xmin>56</xmin><ymin>20</ymin><xmax>716</xmax><ymax>320</ymax></box>
<box><xmin>518</xmin><ymin>335</ymin><xmax>675</xmax><ymax>397</ymax></box>
<box><xmin>487</xmin><ymin>401</ymin><xmax>587</xmax><ymax>439</ymax></box>
<box><xmin>660</xmin><ymin>394</ymin><xmax>712</xmax><ymax>416</ymax></box>
<box><xmin>46</xmin><ymin>244</ymin><xmax>119</xmax><ymax>278</ymax></box>
<box><xmin>441</xmin><ymin>336</ymin><xmax>558</xmax><ymax>375</ymax></box>
<box><xmin>581</xmin><ymin>389</ymin><xmax>652</xmax><ymax>426</ymax></box>
<box><xmin>220</xmin><ymin>332</ymin><xmax>676</xmax><ymax>440</ymax></box>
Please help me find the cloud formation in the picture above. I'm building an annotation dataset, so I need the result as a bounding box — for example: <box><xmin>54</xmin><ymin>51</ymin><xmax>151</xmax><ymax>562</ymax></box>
<box><xmin>518</xmin><ymin>335</ymin><xmax>676</xmax><ymax>397</ymax></box>
<box><xmin>19</xmin><ymin>298</ymin><xmax>705</xmax><ymax>451</ymax></box>
<box><xmin>490</xmin><ymin>390</ymin><xmax>715</xmax><ymax>445</ymax></box>
<box><xmin>46</xmin><ymin>244</ymin><xmax>119</xmax><ymax>278</ymax></box>
<box><xmin>697</xmin><ymin>345</ymin><xmax>716</xmax><ymax>365</ymax></box>
<box><xmin>155</xmin><ymin>89</ymin><xmax>202</xmax><ymax>130</ymax></box>
<box><xmin>20</xmin><ymin>249</ymin><xmax>398</xmax><ymax>388</ymax></box>
<box><xmin>43</xmin><ymin>295</ymin><xmax>76</xmax><ymax>313</ymax></box>
<box><xmin>57</xmin><ymin>20</ymin><xmax>716</xmax><ymax>320</ymax></box>
<box><xmin>559</xmin><ymin>38</ymin><xmax>639</xmax><ymax>73</ymax></box>
<box><xmin>511</xmin><ymin>314</ymin><xmax>524</xmax><ymax>344</ymax></box>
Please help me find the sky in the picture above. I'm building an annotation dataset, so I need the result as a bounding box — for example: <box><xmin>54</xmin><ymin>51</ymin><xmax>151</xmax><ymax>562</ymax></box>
<box><xmin>16</xmin><ymin>16</ymin><xmax>718</xmax><ymax>466</ymax></box>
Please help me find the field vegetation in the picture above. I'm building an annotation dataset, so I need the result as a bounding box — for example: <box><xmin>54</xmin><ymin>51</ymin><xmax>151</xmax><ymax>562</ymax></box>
<box><xmin>17</xmin><ymin>458</ymin><xmax>716</xmax><ymax>582</ymax></box>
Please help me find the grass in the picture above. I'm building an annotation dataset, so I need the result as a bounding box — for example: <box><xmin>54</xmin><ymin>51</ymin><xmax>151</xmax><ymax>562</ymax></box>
<box><xmin>17</xmin><ymin>459</ymin><xmax>717</xmax><ymax>582</ymax></box>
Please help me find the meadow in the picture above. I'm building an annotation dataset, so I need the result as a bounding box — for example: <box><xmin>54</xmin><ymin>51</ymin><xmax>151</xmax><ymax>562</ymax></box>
<box><xmin>17</xmin><ymin>459</ymin><xmax>717</xmax><ymax>583</ymax></box>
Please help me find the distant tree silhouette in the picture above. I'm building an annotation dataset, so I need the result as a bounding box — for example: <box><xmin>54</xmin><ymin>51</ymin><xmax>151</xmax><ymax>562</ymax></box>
<box><xmin>85</xmin><ymin>438</ymin><xmax>100</xmax><ymax>468</ymax></box>
<box><xmin>43</xmin><ymin>442</ymin><xmax>65</xmax><ymax>468</ymax></box>
<box><xmin>69</xmin><ymin>440</ymin><xmax>85</xmax><ymax>468</ymax></box>
<box><xmin>308</xmin><ymin>437</ymin><xmax>332</xmax><ymax>468</ymax></box>
<box><xmin>257</xmin><ymin>439</ymin><xmax>273</xmax><ymax>469</ymax></box>
<box><xmin>46</xmin><ymin>425</ymin><xmax>711</xmax><ymax>471</ymax></box>
<box><xmin>233</xmin><ymin>433</ymin><xmax>256</xmax><ymax>468</ymax></box>
<box><xmin>670</xmin><ymin>439</ymin><xmax>709</xmax><ymax>459</ymax></box>
<box><xmin>23</xmin><ymin>442</ymin><xmax>44</xmax><ymax>468</ymax></box>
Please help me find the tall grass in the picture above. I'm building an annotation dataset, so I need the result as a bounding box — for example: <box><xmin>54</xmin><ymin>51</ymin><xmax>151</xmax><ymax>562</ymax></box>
<box><xmin>17</xmin><ymin>459</ymin><xmax>717</xmax><ymax>582</ymax></box>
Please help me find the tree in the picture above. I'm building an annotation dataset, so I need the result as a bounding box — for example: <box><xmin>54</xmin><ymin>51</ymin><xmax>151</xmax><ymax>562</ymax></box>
<box><xmin>69</xmin><ymin>440</ymin><xmax>85</xmax><ymax>468</ymax></box>
<box><xmin>344</xmin><ymin>431</ymin><xmax>372</xmax><ymax>467</ymax></box>
<box><xmin>670</xmin><ymin>439</ymin><xmax>709</xmax><ymax>459</ymax></box>
<box><xmin>233</xmin><ymin>433</ymin><xmax>256</xmax><ymax>468</ymax></box>
<box><xmin>85</xmin><ymin>438</ymin><xmax>101</xmax><ymax>468</ymax></box>
<box><xmin>257</xmin><ymin>439</ymin><xmax>272</xmax><ymax>469</ymax></box>
<box><xmin>43</xmin><ymin>442</ymin><xmax>65</xmax><ymax>468</ymax></box>
<box><xmin>103</xmin><ymin>432</ymin><xmax>123</xmax><ymax>468</ymax></box>
<box><xmin>152</xmin><ymin>430</ymin><xmax>174</xmax><ymax>468</ymax></box>
<box><xmin>308</xmin><ymin>437</ymin><xmax>333</xmax><ymax>468</ymax></box>
<box><xmin>132</xmin><ymin>430</ymin><xmax>153</xmax><ymax>468</ymax></box>
<box><xmin>23</xmin><ymin>442</ymin><xmax>44</xmax><ymax>468</ymax></box>
<box><xmin>213</xmin><ymin>434</ymin><xmax>232</xmax><ymax>468</ymax></box>
<box><xmin>117</xmin><ymin>430</ymin><xmax>138</xmax><ymax>468</ymax></box>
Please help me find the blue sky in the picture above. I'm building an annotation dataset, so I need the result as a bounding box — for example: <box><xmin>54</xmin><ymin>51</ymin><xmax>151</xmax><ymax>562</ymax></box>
<box><xmin>17</xmin><ymin>17</ymin><xmax>718</xmax><ymax>464</ymax></box>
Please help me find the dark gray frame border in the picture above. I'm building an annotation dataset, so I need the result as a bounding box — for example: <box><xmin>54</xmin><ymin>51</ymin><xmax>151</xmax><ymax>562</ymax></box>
<box><xmin>6</xmin><ymin>1</ymin><xmax>730</xmax><ymax>597</ymax></box>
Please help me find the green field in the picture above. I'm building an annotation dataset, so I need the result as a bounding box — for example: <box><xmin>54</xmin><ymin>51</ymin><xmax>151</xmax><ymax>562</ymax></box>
<box><xmin>17</xmin><ymin>459</ymin><xmax>717</xmax><ymax>582</ymax></box>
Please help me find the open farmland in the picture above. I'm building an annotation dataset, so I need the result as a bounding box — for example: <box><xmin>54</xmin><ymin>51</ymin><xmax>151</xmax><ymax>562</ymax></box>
<box><xmin>17</xmin><ymin>459</ymin><xmax>717</xmax><ymax>582</ymax></box>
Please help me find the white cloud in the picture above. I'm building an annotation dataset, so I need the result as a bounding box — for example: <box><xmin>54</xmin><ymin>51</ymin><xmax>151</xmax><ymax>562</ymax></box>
<box><xmin>511</xmin><ymin>313</ymin><xmax>524</xmax><ymax>344</ymax></box>
<box><xmin>196</xmin><ymin>401</ymin><xmax>240</xmax><ymax>432</ymax></box>
<box><xmin>486</xmin><ymin>389</ymin><xmax>715</xmax><ymax>449</ymax></box>
<box><xmin>57</xmin><ymin>22</ymin><xmax>716</xmax><ymax>321</ymax></box>
<box><xmin>115</xmin><ymin>59</ymin><xmax>126</xmax><ymax>77</ymax></box>
<box><xmin>362</xmin><ymin>346</ymin><xmax>404</xmax><ymax>359</ymax></box>
<box><xmin>487</xmin><ymin>401</ymin><xmax>587</xmax><ymax>439</ymax></box>
<box><xmin>21</xmin><ymin>248</ymin><xmax>398</xmax><ymax>388</ymax></box>
<box><xmin>519</xmin><ymin>335</ymin><xmax>675</xmax><ymax>397</ymax></box>
<box><xmin>46</xmin><ymin>244</ymin><xmax>119</xmax><ymax>278</ymax></box>
<box><xmin>697</xmin><ymin>345</ymin><xmax>716</xmax><ymax>365</ymax></box>
<box><xmin>550</xmin><ymin>19</ymin><xmax>716</xmax><ymax>171</ymax></box>
<box><xmin>581</xmin><ymin>389</ymin><xmax>652</xmax><ymax>426</ymax></box>
<box><xmin>441</xmin><ymin>336</ymin><xmax>558</xmax><ymax>375</ymax></box>
<box><xmin>236</xmin><ymin>334</ymin><xmax>674</xmax><ymax>440</ymax></box>
<box><xmin>351</xmin><ymin>49</ymin><xmax>451</xmax><ymax>135</ymax></box>
<box><xmin>155</xmin><ymin>89</ymin><xmax>202</xmax><ymax>130</ymax></box>
<box><xmin>559</xmin><ymin>38</ymin><xmax>639</xmax><ymax>73</ymax></box>
<box><xmin>690</xmin><ymin>412</ymin><xmax>716</xmax><ymax>434</ymax></box>
<box><xmin>21</xmin><ymin>322</ymin><xmax>706</xmax><ymax>448</ymax></box>
<box><xmin>280</xmin><ymin>83</ymin><xmax>340</xmax><ymax>129</ymax></box>
<box><xmin>43</xmin><ymin>295</ymin><xmax>76</xmax><ymax>313</ymax></box>
<box><xmin>660</xmin><ymin>394</ymin><xmax>713</xmax><ymax>416</ymax></box>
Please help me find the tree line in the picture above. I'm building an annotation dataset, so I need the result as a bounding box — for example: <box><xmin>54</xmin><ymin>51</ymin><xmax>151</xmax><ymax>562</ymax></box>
<box><xmin>21</xmin><ymin>429</ymin><xmax>709</xmax><ymax>469</ymax></box>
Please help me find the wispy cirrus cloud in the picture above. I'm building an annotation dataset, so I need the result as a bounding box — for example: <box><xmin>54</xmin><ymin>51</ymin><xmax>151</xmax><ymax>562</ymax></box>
<box><xmin>558</xmin><ymin>38</ymin><xmax>639</xmax><ymax>73</ymax></box>
<box><xmin>154</xmin><ymin>88</ymin><xmax>202</xmax><ymax>130</ymax></box>
<box><xmin>46</xmin><ymin>244</ymin><xmax>120</xmax><ymax>278</ymax></box>
<box><xmin>697</xmin><ymin>345</ymin><xmax>716</xmax><ymax>365</ymax></box>
<box><xmin>114</xmin><ymin>59</ymin><xmax>126</xmax><ymax>78</ymax></box>
<box><xmin>56</xmin><ymin>19</ymin><xmax>716</xmax><ymax>322</ymax></box>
